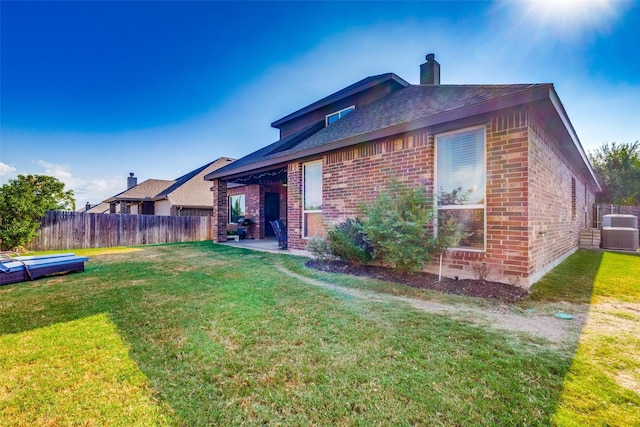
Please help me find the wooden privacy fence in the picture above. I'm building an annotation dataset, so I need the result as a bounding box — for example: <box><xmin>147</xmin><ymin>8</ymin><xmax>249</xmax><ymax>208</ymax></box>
<box><xmin>27</xmin><ymin>211</ymin><xmax>213</xmax><ymax>251</ymax></box>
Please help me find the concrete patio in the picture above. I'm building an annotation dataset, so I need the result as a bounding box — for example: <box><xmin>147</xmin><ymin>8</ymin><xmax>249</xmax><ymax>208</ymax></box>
<box><xmin>220</xmin><ymin>237</ymin><xmax>311</xmax><ymax>257</ymax></box>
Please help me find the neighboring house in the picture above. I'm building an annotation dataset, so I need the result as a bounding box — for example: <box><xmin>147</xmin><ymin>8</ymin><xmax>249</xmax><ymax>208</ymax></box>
<box><xmin>204</xmin><ymin>53</ymin><xmax>600</xmax><ymax>287</ymax></box>
<box><xmin>78</xmin><ymin>202</ymin><xmax>111</xmax><ymax>214</ymax></box>
<box><xmin>105</xmin><ymin>157</ymin><xmax>235</xmax><ymax>216</ymax></box>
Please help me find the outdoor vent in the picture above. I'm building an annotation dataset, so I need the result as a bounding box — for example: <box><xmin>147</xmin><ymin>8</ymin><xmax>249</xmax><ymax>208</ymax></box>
<box><xmin>601</xmin><ymin>214</ymin><xmax>639</xmax><ymax>251</ymax></box>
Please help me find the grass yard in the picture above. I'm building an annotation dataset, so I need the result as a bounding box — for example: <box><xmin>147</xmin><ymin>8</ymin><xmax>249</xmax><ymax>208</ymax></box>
<box><xmin>532</xmin><ymin>250</ymin><xmax>640</xmax><ymax>426</ymax></box>
<box><xmin>0</xmin><ymin>243</ymin><xmax>638</xmax><ymax>425</ymax></box>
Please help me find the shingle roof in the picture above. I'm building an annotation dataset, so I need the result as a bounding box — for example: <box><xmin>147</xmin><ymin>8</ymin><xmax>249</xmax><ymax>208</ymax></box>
<box><xmin>84</xmin><ymin>202</ymin><xmax>111</xmax><ymax>214</ymax></box>
<box><xmin>207</xmin><ymin>82</ymin><xmax>550</xmax><ymax>179</ymax></box>
<box><xmin>279</xmin><ymin>84</ymin><xmax>547</xmax><ymax>155</ymax></box>
<box><xmin>157</xmin><ymin>157</ymin><xmax>235</xmax><ymax>207</ymax></box>
<box><xmin>105</xmin><ymin>179</ymin><xmax>174</xmax><ymax>202</ymax></box>
<box><xmin>105</xmin><ymin>157</ymin><xmax>235</xmax><ymax>206</ymax></box>
<box><xmin>271</xmin><ymin>73</ymin><xmax>410</xmax><ymax>128</ymax></box>
<box><xmin>209</xmin><ymin>124</ymin><xmax>324</xmax><ymax>176</ymax></box>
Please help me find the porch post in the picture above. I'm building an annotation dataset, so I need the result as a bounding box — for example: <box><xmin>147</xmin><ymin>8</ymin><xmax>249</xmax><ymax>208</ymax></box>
<box><xmin>287</xmin><ymin>162</ymin><xmax>304</xmax><ymax>249</ymax></box>
<box><xmin>212</xmin><ymin>178</ymin><xmax>228</xmax><ymax>243</ymax></box>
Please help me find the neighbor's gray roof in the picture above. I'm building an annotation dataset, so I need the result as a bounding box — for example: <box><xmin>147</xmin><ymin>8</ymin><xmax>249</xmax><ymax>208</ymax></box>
<box><xmin>207</xmin><ymin>83</ymin><xmax>551</xmax><ymax>180</ymax></box>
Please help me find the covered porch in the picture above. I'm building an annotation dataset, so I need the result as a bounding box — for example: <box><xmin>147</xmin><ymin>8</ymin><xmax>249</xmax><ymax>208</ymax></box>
<box><xmin>211</xmin><ymin>166</ymin><xmax>289</xmax><ymax>244</ymax></box>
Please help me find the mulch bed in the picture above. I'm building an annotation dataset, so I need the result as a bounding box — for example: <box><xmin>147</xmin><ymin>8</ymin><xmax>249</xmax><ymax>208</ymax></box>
<box><xmin>305</xmin><ymin>260</ymin><xmax>529</xmax><ymax>303</ymax></box>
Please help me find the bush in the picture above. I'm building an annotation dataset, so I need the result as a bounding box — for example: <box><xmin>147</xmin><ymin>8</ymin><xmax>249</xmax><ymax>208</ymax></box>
<box><xmin>472</xmin><ymin>262</ymin><xmax>491</xmax><ymax>284</ymax></box>
<box><xmin>307</xmin><ymin>237</ymin><xmax>332</xmax><ymax>261</ymax></box>
<box><xmin>327</xmin><ymin>218</ymin><xmax>373</xmax><ymax>265</ymax></box>
<box><xmin>360</xmin><ymin>178</ymin><xmax>460</xmax><ymax>272</ymax></box>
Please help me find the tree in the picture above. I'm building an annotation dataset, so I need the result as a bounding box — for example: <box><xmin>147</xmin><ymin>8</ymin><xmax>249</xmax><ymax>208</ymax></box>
<box><xmin>231</xmin><ymin>198</ymin><xmax>243</xmax><ymax>221</ymax></box>
<box><xmin>0</xmin><ymin>175</ymin><xmax>75</xmax><ymax>250</ymax></box>
<box><xmin>589</xmin><ymin>141</ymin><xmax>640</xmax><ymax>205</ymax></box>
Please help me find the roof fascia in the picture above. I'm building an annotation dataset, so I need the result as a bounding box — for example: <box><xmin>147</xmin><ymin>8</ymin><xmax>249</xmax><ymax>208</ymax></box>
<box><xmin>270</xmin><ymin>74</ymin><xmax>410</xmax><ymax>128</ymax></box>
<box><xmin>208</xmin><ymin>86</ymin><xmax>551</xmax><ymax>180</ymax></box>
<box><xmin>207</xmin><ymin>162</ymin><xmax>289</xmax><ymax>182</ymax></box>
<box><xmin>547</xmin><ymin>87</ymin><xmax>602</xmax><ymax>192</ymax></box>
<box><xmin>109</xmin><ymin>197</ymin><xmax>148</xmax><ymax>202</ymax></box>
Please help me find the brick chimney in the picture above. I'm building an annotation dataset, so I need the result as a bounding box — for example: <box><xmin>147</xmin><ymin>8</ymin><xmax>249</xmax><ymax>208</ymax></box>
<box><xmin>420</xmin><ymin>53</ymin><xmax>440</xmax><ymax>85</ymax></box>
<box><xmin>127</xmin><ymin>172</ymin><xmax>137</xmax><ymax>189</ymax></box>
<box><xmin>85</xmin><ymin>202</ymin><xmax>91</xmax><ymax>211</ymax></box>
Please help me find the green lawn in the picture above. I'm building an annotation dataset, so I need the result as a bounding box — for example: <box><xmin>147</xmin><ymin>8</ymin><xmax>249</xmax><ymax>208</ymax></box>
<box><xmin>531</xmin><ymin>250</ymin><xmax>640</xmax><ymax>426</ymax></box>
<box><xmin>0</xmin><ymin>243</ymin><xmax>638</xmax><ymax>425</ymax></box>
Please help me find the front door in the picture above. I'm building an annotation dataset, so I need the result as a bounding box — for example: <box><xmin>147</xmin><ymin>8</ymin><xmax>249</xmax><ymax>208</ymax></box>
<box><xmin>264</xmin><ymin>192</ymin><xmax>280</xmax><ymax>237</ymax></box>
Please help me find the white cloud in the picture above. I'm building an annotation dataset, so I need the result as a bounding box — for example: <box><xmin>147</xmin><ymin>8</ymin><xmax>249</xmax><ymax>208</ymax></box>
<box><xmin>36</xmin><ymin>160</ymin><xmax>73</xmax><ymax>180</ymax></box>
<box><xmin>0</xmin><ymin>162</ymin><xmax>17</xmax><ymax>176</ymax></box>
<box><xmin>72</xmin><ymin>176</ymin><xmax>125</xmax><ymax>205</ymax></box>
<box><xmin>34</xmin><ymin>160</ymin><xmax>125</xmax><ymax>205</ymax></box>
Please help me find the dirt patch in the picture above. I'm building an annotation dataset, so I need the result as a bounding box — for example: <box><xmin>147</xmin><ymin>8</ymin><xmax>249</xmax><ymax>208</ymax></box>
<box><xmin>306</xmin><ymin>260</ymin><xmax>529</xmax><ymax>303</ymax></box>
<box><xmin>277</xmin><ymin>263</ymin><xmax>582</xmax><ymax>344</ymax></box>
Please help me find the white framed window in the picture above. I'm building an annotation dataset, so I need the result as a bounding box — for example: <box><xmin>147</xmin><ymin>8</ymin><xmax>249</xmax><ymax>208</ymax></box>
<box><xmin>302</xmin><ymin>160</ymin><xmax>323</xmax><ymax>238</ymax></box>
<box><xmin>435</xmin><ymin>126</ymin><xmax>486</xmax><ymax>250</ymax></box>
<box><xmin>326</xmin><ymin>105</ymin><xmax>355</xmax><ymax>126</ymax></box>
<box><xmin>229</xmin><ymin>194</ymin><xmax>245</xmax><ymax>223</ymax></box>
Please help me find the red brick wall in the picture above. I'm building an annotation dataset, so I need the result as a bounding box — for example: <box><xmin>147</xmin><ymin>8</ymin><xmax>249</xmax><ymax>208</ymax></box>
<box><xmin>288</xmin><ymin>161</ymin><xmax>307</xmax><ymax>249</ymax></box>
<box><xmin>482</xmin><ymin>110</ymin><xmax>529</xmax><ymax>281</ymax></box>
<box><xmin>228</xmin><ymin>184</ymin><xmax>260</xmax><ymax>238</ymax></box>
<box><xmin>285</xmin><ymin>106</ymin><xmax>597</xmax><ymax>287</ymax></box>
<box><xmin>228</xmin><ymin>182</ymin><xmax>287</xmax><ymax>239</ymax></box>
<box><xmin>324</xmin><ymin>133</ymin><xmax>434</xmax><ymax>224</ymax></box>
<box><xmin>287</xmin><ymin>133</ymin><xmax>436</xmax><ymax>250</ymax></box>
<box><xmin>212</xmin><ymin>179</ymin><xmax>228</xmax><ymax>243</ymax></box>
<box><xmin>205</xmin><ymin>106</ymin><xmax>595</xmax><ymax>286</ymax></box>
<box><xmin>527</xmin><ymin>109</ymin><xmax>597</xmax><ymax>284</ymax></box>
<box><xmin>436</xmin><ymin>110</ymin><xmax>530</xmax><ymax>285</ymax></box>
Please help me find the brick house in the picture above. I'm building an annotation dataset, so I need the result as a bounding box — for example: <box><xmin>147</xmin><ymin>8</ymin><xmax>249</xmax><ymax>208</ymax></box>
<box><xmin>205</xmin><ymin>54</ymin><xmax>600</xmax><ymax>287</ymax></box>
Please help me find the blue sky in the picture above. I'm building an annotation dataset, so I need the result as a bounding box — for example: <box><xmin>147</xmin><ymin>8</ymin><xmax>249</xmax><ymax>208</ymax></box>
<box><xmin>1</xmin><ymin>0</ymin><xmax>638</xmax><ymax>205</ymax></box>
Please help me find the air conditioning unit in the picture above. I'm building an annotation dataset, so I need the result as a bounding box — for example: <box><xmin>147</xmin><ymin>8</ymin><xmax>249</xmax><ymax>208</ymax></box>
<box><xmin>602</xmin><ymin>214</ymin><xmax>638</xmax><ymax>228</ymax></box>
<box><xmin>601</xmin><ymin>214</ymin><xmax>639</xmax><ymax>251</ymax></box>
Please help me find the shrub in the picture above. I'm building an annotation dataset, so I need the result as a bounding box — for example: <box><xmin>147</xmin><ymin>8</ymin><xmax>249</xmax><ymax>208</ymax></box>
<box><xmin>327</xmin><ymin>218</ymin><xmax>373</xmax><ymax>265</ymax></box>
<box><xmin>472</xmin><ymin>262</ymin><xmax>491</xmax><ymax>284</ymax></box>
<box><xmin>307</xmin><ymin>237</ymin><xmax>332</xmax><ymax>261</ymax></box>
<box><xmin>359</xmin><ymin>178</ymin><xmax>460</xmax><ymax>272</ymax></box>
